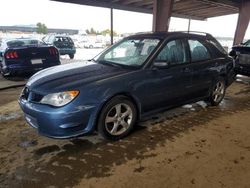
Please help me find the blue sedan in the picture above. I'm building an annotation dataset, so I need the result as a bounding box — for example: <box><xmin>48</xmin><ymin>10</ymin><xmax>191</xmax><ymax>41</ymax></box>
<box><xmin>19</xmin><ymin>32</ymin><xmax>235</xmax><ymax>140</ymax></box>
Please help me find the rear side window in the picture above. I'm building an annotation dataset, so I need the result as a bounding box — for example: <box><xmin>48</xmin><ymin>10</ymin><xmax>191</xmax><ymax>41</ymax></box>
<box><xmin>188</xmin><ymin>40</ymin><xmax>210</xmax><ymax>62</ymax></box>
<box><xmin>156</xmin><ymin>39</ymin><xmax>187</xmax><ymax>65</ymax></box>
<box><xmin>207</xmin><ymin>39</ymin><xmax>227</xmax><ymax>56</ymax></box>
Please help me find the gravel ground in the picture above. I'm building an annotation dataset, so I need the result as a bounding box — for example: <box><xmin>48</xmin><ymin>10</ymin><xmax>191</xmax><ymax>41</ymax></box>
<box><xmin>0</xmin><ymin>76</ymin><xmax>249</xmax><ymax>188</ymax></box>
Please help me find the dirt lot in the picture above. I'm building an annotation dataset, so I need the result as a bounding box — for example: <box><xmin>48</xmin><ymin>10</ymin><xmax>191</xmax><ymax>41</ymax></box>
<box><xmin>0</xmin><ymin>76</ymin><xmax>250</xmax><ymax>188</ymax></box>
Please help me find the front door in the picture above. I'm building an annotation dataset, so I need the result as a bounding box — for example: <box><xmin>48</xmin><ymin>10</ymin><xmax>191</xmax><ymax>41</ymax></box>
<box><xmin>139</xmin><ymin>39</ymin><xmax>193</xmax><ymax>113</ymax></box>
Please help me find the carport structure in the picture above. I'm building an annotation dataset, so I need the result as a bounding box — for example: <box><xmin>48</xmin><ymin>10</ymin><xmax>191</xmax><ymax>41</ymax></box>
<box><xmin>52</xmin><ymin>0</ymin><xmax>250</xmax><ymax>45</ymax></box>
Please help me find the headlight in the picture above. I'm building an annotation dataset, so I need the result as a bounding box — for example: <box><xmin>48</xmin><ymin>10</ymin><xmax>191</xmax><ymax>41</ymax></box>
<box><xmin>40</xmin><ymin>90</ymin><xmax>79</xmax><ymax>107</ymax></box>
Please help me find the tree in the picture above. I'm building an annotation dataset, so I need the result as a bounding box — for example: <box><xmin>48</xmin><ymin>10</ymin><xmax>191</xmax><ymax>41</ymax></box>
<box><xmin>85</xmin><ymin>28</ymin><xmax>103</xmax><ymax>35</ymax></box>
<box><xmin>36</xmin><ymin>22</ymin><xmax>48</xmax><ymax>34</ymax></box>
<box><xmin>101</xmin><ymin>29</ymin><xmax>118</xmax><ymax>36</ymax></box>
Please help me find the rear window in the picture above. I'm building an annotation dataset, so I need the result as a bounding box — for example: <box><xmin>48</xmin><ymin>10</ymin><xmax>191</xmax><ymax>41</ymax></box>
<box><xmin>188</xmin><ymin>40</ymin><xmax>211</xmax><ymax>62</ymax></box>
<box><xmin>207</xmin><ymin>39</ymin><xmax>227</xmax><ymax>55</ymax></box>
<box><xmin>55</xmin><ymin>37</ymin><xmax>73</xmax><ymax>44</ymax></box>
<box><xmin>6</xmin><ymin>39</ymin><xmax>44</xmax><ymax>48</ymax></box>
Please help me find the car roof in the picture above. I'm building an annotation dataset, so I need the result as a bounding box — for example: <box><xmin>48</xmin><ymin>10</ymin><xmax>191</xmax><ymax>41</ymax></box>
<box><xmin>127</xmin><ymin>31</ymin><xmax>215</xmax><ymax>40</ymax></box>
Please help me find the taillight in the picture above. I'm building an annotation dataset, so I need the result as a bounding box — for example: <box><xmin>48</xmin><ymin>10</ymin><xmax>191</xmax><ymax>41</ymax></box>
<box><xmin>49</xmin><ymin>48</ymin><xmax>58</xmax><ymax>55</ymax></box>
<box><xmin>5</xmin><ymin>51</ymin><xmax>19</xmax><ymax>59</ymax></box>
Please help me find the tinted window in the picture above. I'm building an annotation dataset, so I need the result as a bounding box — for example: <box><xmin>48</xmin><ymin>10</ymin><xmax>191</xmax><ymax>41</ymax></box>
<box><xmin>55</xmin><ymin>37</ymin><xmax>73</xmax><ymax>44</ymax></box>
<box><xmin>207</xmin><ymin>39</ymin><xmax>227</xmax><ymax>55</ymax></box>
<box><xmin>156</xmin><ymin>39</ymin><xmax>187</xmax><ymax>65</ymax></box>
<box><xmin>188</xmin><ymin>40</ymin><xmax>210</xmax><ymax>62</ymax></box>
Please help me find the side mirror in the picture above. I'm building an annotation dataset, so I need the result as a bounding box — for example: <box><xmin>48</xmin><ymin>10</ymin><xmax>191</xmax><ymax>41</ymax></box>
<box><xmin>153</xmin><ymin>61</ymin><xmax>170</xmax><ymax>69</ymax></box>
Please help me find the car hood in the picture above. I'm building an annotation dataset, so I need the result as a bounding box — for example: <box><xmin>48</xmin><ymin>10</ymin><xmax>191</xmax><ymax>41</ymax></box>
<box><xmin>27</xmin><ymin>61</ymin><xmax>129</xmax><ymax>94</ymax></box>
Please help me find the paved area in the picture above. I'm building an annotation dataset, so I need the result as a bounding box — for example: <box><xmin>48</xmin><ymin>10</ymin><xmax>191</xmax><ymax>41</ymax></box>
<box><xmin>0</xmin><ymin>76</ymin><xmax>249</xmax><ymax>188</ymax></box>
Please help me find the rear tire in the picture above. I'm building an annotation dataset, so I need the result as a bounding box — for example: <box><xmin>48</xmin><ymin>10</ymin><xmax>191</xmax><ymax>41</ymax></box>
<box><xmin>208</xmin><ymin>78</ymin><xmax>226</xmax><ymax>106</ymax></box>
<box><xmin>97</xmin><ymin>96</ymin><xmax>137</xmax><ymax>140</ymax></box>
<box><xmin>0</xmin><ymin>68</ymin><xmax>10</xmax><ymax>78</ymax></box>
<box><xmin>69</xmin><ymin>54</ymin><xmax>74</xmax><ymax>59</ymax></box>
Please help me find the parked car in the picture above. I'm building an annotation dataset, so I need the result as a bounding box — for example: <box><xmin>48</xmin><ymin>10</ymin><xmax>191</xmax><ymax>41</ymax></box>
<box><xmin>229</xmin><ymin>40</ymin><xmax>250</xmax><ymax>76</ymax></box>
<box><xmin>19</xmin><ymin>32</ymin><xmax>235</xmax><ymax>140</ymax></box>
<box><xmin>83</xmin><ymin>40</ymin><xmax>106</xmax><ymax>49</ymax></box>
<box><xmin>43</xmin><ymin>35</ymin><xmax>76</xmax><ymax>59</ymax></box>
<box><xmin>0</xmin><ymin>38</ymin><xmax>60</xmax><ymax>76</ymax></box>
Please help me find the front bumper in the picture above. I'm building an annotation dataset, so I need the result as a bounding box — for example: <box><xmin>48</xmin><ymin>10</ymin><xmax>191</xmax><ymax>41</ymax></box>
<box><xmin>19</xmin><ymin>97</ymin><xmax>98</xmax><ymax>138</ymax></box>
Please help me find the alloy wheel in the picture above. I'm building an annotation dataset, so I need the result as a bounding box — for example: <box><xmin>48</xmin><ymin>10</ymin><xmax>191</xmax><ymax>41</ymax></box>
<box><xmin>212</xmin><ymin>81</ymin><xmax>225</xmax><ymax>103</ymax></box>
<box><xmin>105</xmin><ymin>103</ymin><xmax>133</xmax><ymax>136</ymax></box>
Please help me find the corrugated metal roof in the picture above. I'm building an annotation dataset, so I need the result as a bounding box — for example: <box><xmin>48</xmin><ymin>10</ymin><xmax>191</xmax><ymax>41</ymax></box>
<box><xmin>52</xmin><ymin>0</ymin><xmax>240</xmax><ymax>20</ymax></box>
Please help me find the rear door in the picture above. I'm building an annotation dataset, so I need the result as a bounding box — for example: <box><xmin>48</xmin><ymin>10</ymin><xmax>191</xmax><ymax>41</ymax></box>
<box><xmin>187</xmin><ymin>39</ymin><xmax>215</xmax><ymax>98</ymax></box>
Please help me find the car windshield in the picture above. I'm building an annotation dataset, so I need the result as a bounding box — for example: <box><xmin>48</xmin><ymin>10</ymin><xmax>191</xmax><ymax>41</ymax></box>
<box><xmin>6</xmin><ymin>39</ymin><xmax>44</xmax><ymax>48</ymax></box>
<box><xmin>95</xmin><ymin>38</ymin><xmax>160</xmax><ymax>67</ymax></box>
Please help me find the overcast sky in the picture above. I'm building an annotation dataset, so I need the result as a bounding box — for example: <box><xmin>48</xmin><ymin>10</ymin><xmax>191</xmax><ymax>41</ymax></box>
<box><xmin>1</xmin><ymin>0</ymin><xmax>250</xmax><ymax>38</ymax></box>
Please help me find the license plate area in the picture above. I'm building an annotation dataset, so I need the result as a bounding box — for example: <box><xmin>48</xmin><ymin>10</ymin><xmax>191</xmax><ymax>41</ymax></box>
<box><xmin>31</xmin><ymin>59</ymin><xmax>43</xmax><ymax>65</ymax></box>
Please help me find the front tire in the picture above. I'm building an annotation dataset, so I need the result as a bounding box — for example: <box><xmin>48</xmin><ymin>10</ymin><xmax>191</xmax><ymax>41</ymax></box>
<box><xmin>97</xmin><ymin>96</ymin><xmax>137</xmax><ymax>140</ymax></box>
<box><xmin>208</xmin><ymin>78</ymin><xmax>226</xmax><ymax>106</ymax></box>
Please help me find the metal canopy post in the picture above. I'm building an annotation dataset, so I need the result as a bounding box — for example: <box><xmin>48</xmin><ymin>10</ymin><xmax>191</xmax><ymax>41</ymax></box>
<box><xmin>152</xmin><ymin>0</ymin><xmax>174</xmax><ymax>32</ymax></box>
<box><xmin>233</xmin><ymin>1</ymin><xmax>250</xmax><ymax>45</ymax></box>
<box><xmin>111</xmin><ymin>8</ymin><xmax>114</xmax><ymax>45</ymax></box>
<box><xmin>188</xmin><ymin>19</ymin><xmax>191</xmax><ymax>32</ymax></box>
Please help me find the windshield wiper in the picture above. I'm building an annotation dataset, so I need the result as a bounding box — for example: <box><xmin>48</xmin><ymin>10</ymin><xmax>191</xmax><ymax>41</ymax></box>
<box><xmin>97</xmin><ymin>60</ymin><xmax>122</xmax><ymax>68</ymax></box>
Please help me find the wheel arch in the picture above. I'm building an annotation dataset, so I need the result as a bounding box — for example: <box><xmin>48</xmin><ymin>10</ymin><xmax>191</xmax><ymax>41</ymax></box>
<box><xmin>93</xmin><ymin>92</ymin><xmax>141</xmax><ymax>131</ymax></box>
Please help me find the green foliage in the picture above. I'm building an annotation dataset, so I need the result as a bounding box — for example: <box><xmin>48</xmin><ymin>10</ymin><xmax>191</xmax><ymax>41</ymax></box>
<box><xmin>101</xmin><ymin>29</ymin><xmax>117</xmax><ymax>36</ymax></box>
<box><xmin>36</xmin><ymin>22</ymin><xmax>48</xmax><ymax>34</ymax></box>
<box><xmin>85</xmin><ymin>27</ymin><xmax>99</xmax><ymax>35</ymax></box>
<box><xmin>85</xmin><ymin>28</ymin><xmax>118</xmax><ymax>36</ymax></box>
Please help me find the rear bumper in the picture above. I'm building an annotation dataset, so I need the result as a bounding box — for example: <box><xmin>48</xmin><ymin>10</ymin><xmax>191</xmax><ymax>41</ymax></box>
<box><xmin>2</xmin><ymin>60</ymin><xmax>60</xmax><ymax>75</ymax></box>
<box><xmin>58</xmin><ymin>48</ymin><xmax>76</xmax><ymax>55</ymax></box>
<box><xmin>19</xmin><ymin>97</ymin><xmax>98</xmax><ymax>138</ymax></box>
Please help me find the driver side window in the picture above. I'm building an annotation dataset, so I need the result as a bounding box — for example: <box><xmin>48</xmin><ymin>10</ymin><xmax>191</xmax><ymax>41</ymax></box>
<box><xmin>156</xmin><ymin>39</ymin><xmax>187</xmax><ymax>65</ymax></box>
